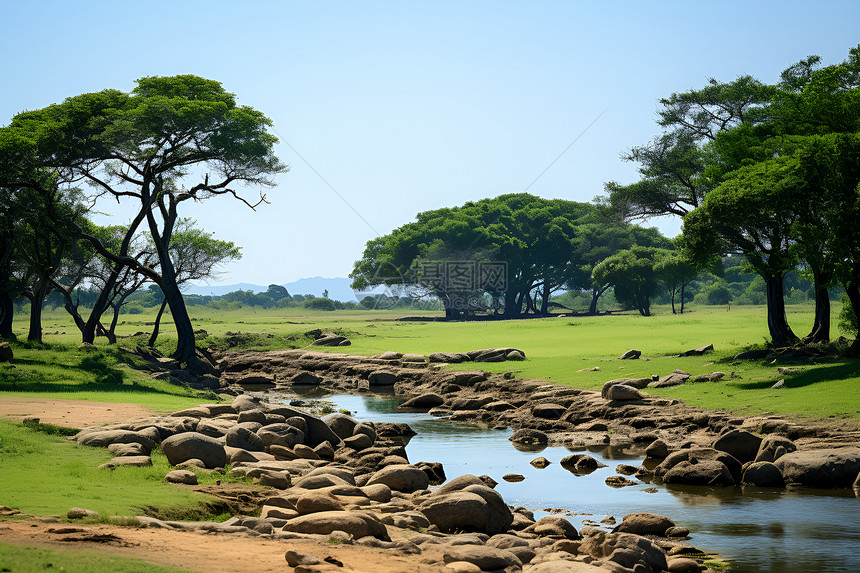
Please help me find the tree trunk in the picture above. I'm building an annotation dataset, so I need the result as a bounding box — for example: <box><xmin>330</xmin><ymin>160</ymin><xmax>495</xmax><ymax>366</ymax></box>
<box><xmin>588</xmin><ymin>287</ymin><xmax>603</xmax><ymax>315</ymax></box>
<box><xmin>765</xmin><ymin>273</ymin><xmax>797</xmax><ymax>347</ymax></box>
<box><xmin>0</xmin><ymin>291</ymin><xmax>13</xmax><ymax>338</ymax></box>
<box><xmin>148</xmin><ymin>299</ymin><xmax>169</xmax><ymax>347</ymax></box>
<box><xmin>805</xmin><ymin>267</ymin><xmax>831</xmax><ymax>343</ymax></box>
<box><xmin>680</xmin><ymin>282</ymin><xmax>686</xmax><ymax>314</ymax></box>
<box><xmin>540</xmin><ymin>282</ymin><xmax>550</xmax><ymax>315</ymax></box>
<box><xmin>81</xmin><ymin>268</ymin><xmax>121</xmax><ymax>344</ymax></box>
<box><xmin>503</xmin><ymin>289</ymin><xmax>519</xmax><ymax>317</ymax></box>
<box><xmin>26</xmin><ymin>284</ymin><xmax>49</xmax><ymax>343</ymax></box>
<box><xmin>669</xmin><ymin>286</ymin><xmax>677</xmax><ymax>315</ymax></box>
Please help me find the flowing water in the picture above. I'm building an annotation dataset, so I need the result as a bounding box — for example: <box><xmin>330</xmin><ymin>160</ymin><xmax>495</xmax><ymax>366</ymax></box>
<box><xmin>273</xmin><ymin>389</ymin><xmax>860</xmax><ymax>573</ymax></box>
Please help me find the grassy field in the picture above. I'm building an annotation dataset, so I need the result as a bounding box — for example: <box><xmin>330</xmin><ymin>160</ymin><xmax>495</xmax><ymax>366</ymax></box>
<box><xmin>0</xmin><ymin>544</ymin><xmax>192</xmax><ymax>573</ymax></box>
<box><xmin>0</xmin><ymin>419</ymin><xmax>241</xmax><ymax>518</ymax></box>
<box><xmin>5</xmin><ymin>302</ymin><xmax>859</xmax><ymax>420</ymax></box>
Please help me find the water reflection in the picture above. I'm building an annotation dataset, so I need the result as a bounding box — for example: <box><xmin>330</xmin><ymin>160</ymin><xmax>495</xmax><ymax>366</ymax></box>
<box><xmin>268</xmin><ymin>390</ymin><xmax>860</xmax><ymax>573</ymax></box>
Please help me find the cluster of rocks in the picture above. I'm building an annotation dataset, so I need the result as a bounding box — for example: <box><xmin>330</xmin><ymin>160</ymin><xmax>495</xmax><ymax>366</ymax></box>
<box><xmin>74</xmin><ymin>395</ymin><xmax>717</xmax><ymax>572</ymax></box>
<box><xmin>212</xmin><ymin>349</ymin><xmax>860</xmax><ymax>495</ymax></box>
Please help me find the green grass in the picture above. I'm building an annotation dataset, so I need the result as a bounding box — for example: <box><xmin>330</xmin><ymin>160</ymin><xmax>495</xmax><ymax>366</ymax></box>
<box><xmin>0</xmin><ymin>543</ymin><xmax>193</xmax><ymax>573</ymax></box>
<box><xmin>0</xmin><ymin>419</ymin><xmax>239</xmax><ymax>518</ymax></box>
<box><xmin>9</xmin><ymin>303</ymin><xmax>860</xmax><ymax>420</ymax></box>
<box><xmin>0</xmin><ymin>341</ymin><xmax>220</xmax><ymax>413</ymax></box>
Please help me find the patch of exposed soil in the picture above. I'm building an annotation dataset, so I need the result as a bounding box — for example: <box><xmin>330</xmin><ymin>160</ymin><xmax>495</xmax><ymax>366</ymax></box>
<box><xmin>0</xmin><ymin>396</ymin><xmax>157</xmax><ymax>429</ymax></box>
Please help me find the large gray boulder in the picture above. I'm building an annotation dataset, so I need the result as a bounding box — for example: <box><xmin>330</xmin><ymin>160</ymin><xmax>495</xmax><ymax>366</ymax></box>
<box><xmin>663</xmin><ymin>459</ymin><xmax>735</xmax><ymax>486</ymax></box>
<box><xmin>461</xmin><ymin>484</ymin><xmax>513</xmax><ymax>535</ymax></box>
<box><xmin>579</xmin><ymin>531</ymin><xmax>667</xmax><ymax>573</ymax></box>
<box><xmin>606</xmin><ymin>384</ymin><xmax>644</xmax><ymax>401</ymax></box>
<box><xmin>655</xmin><ymin>447</ymin><xmax>742</xmax><ymax>484</ymax></box>
<box><xmin>161</xmin><ymin>432</ymin><xmax>226</xmax><ymax>469</ymax></box>
<box><xmin>775</xmin><ymin>447</ymin><xmax>860</xmax><ymax>488</ymax></box>
<box><xmin>257</xmin><ymin>424</ymin><xmax>304</xmax><ymax>449</ymax></box>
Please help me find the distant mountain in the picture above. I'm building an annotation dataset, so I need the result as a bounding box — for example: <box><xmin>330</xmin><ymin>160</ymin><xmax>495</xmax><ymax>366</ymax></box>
<box><xmin>183</xmin><ymin>276</ymin><xmax>363</xmax><ymax>302</ymax></box>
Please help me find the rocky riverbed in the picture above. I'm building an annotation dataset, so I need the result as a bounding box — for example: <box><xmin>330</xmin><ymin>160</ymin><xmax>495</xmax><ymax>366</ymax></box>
<box><xmin>54</xmin><ymin>344</ymin><xmax>860</xmax><ymax>572</ymax></box>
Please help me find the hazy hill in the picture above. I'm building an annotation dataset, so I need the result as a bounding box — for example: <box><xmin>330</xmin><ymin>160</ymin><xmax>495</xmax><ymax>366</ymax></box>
<box><xmin>183</xmin><ymin>277</ymin><xmax>360</xmax><ymax>302</ymax></box>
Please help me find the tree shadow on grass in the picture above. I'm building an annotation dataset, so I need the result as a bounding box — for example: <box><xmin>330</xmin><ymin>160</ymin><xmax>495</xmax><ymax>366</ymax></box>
<box><xmin>729</xmin><ymin>361</ymin><xmax>860</xmax><ymax>390</ymax></box>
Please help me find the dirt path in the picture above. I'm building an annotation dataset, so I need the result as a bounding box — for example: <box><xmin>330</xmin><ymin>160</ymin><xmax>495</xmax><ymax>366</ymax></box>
<box><xmin>0</xmin><ymin>396</ymin><xmax>156</xmax><ymax>428</ymax></box>
<box><xmin>0</xmin><ymin>519</ymin><xmax>448</xmax><ymax>573</ymax></box>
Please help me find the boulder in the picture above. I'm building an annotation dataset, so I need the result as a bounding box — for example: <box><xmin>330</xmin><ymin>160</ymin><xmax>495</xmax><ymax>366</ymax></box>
<box><xmin>267</xmin><ymin>406</ymin><xmax>342</xmax><ymax>447</ymax></box>
<box><xmin>775</xmin><ymin>447</ymin><xmax>860</xmax><ymax>488</ymax></box>
<box><xmin>645</xmin><ymin>439</ymin><xmax>671</xmax><ymax>459</ymax></box>
<box><xmin>526</xmin><ymin>516</ymin><xmax>579</xmax><ymax>540</ymax></box>
<box><xmin>281</xmin><ymin>510</ymin><xmax>389</xmax><ymax>540</ymax></box>
<box><xmin>560</xmin><ymin>454</ymin><xmax>607</xmax><ymax>475</ymax></box>
<box><xmin>368</xmin><ymin>372</ymin><xmax>398</xmax><ymax>385</ymax></box>
<box><xmin>161</xmin><ymin>432</ymin><xmax>226</xmax><ymax>469</ymax></box>
<box><xmin>428</xmin><ymin>352</ymin><xmax>469</xmax><ymax>363</ymax></box>
<box><xmin>606</xmin><ymin>384</ymin><xmax>644</xmax><ymax>401</ymax></box>
<box><xmin>655</xmin><ymin>447</ymin><xmax>742</xmax><ymax>484</ymax></box>
<box><xmin>531</xmin><ymin>457</ymin><xmax>551</xmax><ymax>469</ymax></box>
<box><xmin>649</xmin><ymin>373</ymin><xmax>690</xmax><ymax>388</ymax></box>
<box><xmin>225</xmin><ymin>425</ymin><xmax>265</xmax><ymax>452</ymax></box>
<box><xmin>343</xmin><ymin>433</ymin><xmax>374</xmax><ymax>451</ymax></box>
<box><xmin>579</xmin><ymin>531</ymin><xmax>667</xmax><ymax>573</ymax></box>
<box><xmin>295</xmin><ymin>491</ymin><xmax>345</xmax><ymax>515</ymax></box>
<box><xmin>678</xmin><ymin>344</ymin><xmax>714</xmax><ymax>357</ymax></box>
<box><xmin>399</xmin><ymin>393</ymin><xmax>445</xmax><ymax>410</ymax></box>
<box><xmin>419</xmin><ymin>492</ymin><xmax>490</xmax><ymax>534</ymax></box>
<box><xmin>366</xmin><ymin>464</ymin><xmax>429</xmax><ymax>492</ymax></box>
<box><xmin>509</xmin><ymin>428</ymin><xmax>548</xmax><ymax>446</ymax></box>
<box><xmin>291</xmin><ymin>372</ymin><xmax>322</xmax><ymax>385</ymax></box>
<box><xmin>755</xmin><ymin>435</ymin><xmax>797</xmax><ymax>463</ymax></box>
<box><xmin>442</xmin><ymin>545</ymin><xmax>522</xmax><ymax>570</ymax></box>
<box><xmin>712</xmin><ymin>429</ymin><xmax>763</xmax><ymax>464</ymax></box>
<box><xmin>257</xmin><ymin>424</ymin><xmax>304</xmax><ymax>449</ymax></box>
<box><xmin>663</xmin><ymin>459</ymin><xmax>735</xmax><ymax>486</ymax></box>
<box><xmin>107</xmin><ymin>442</ymin><xmax>148</xmax><ymax>457</ymax></box>
<box><xmin>323</xmin><ymin>413</ymin><xmax>358</xmax><ymax>440</ymax></box>
<box><xmin>619</xmin><ymin>349</ymin><xmax>641</xmax><ymax>360</ymax></box>
<box><xmin>667</xmin><ymin>557</ymin><xmax>702</xmax><ymax>572</ymax></box>
<box><xmin>165</xmin><ymin>470</ymin><xmax>198</xmax><ymax>485</ymax></box>
<box><xmin>612</xmin><ymin>513</ymin><xmax>675</xmax><ymax>536</ymax></box>
<box><xmin>461</xmin><ymin>484</ymin><xmax>513</xmax><ymax>534</ymax></box>
<box><xmin>77</xmin><ymin>430</ymin><xmax>155</xmax><ymax>451</ymax></box>
<box><xmin>98</xmin><ymin>455</ymin><xmax>152</xmax><ymax>468</ymax></box>
<box><xmin>601</xmin><ymin>378</ymin><xmax>651</xmax><ymax>398</ymax></box>
<box><xmin>742</xmin><ymin>461</ymin><xmax>785</xmax><ymax>487</ymax></box>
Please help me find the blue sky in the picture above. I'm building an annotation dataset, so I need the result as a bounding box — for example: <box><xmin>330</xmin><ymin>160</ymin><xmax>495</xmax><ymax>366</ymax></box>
<box><xmin>2</xmin><ymin>1</ymin><xmax>859</xmax><ymax>286</ymax></box>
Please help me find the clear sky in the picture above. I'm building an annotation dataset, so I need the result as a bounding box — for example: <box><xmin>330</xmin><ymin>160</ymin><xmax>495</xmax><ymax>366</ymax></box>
<box><xmin>2</xmin><ymin>1</ymin><xmax>859</xmax><ymax>286</ymax></box>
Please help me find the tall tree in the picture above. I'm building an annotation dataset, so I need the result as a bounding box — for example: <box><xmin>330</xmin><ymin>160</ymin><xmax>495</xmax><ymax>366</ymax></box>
<box><xmin>4</xmin><ymin>75</ymin><xmax>285</xmax><ymax>367</ymax></box>
<box><xmin>591</xmin><ymin>246</ymin><xmax>666</xmax><ymax>317</ymax></box>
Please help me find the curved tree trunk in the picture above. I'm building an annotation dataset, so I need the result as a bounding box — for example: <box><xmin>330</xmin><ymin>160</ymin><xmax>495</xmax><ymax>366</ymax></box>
<box><xmin>148</xmin><ymin>299</ymin><xmax>169</xmax><ymax>347</ymax></box>
<box><xmin>539</xmin><ymin>282</ymin><xmax>550</xmax><ymax>315</ymax></box>
<box><xmin>765</xmin><ymin>273</ymin><xmax>797</xmax><ymax>347</ymax></box>
<box><xmin>0</xmin><ymin>292</ymin><xmax>13</xmax><ymax>338</ymax></box>
<box><xmin>680</xmin><ymin>282</ymin><xmax>687</xmax><ymax>314</ymax></box>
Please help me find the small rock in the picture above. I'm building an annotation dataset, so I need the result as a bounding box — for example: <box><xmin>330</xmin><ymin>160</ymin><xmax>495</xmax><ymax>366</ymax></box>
<box><xmin>530</xmin><ymin>457</ymin><xmax>551</xmax><ymax>469</ymax></box>
<box><xmin>503</xmin><ymin>474</ymin><xmax>525</xmax><ymax>483</ymax></box>
<box><xmin>771</xmin><ymin>379</ymin><xmax>786</xmax><ymax>389</ymax></box>
<box><xmin>285</xmin><ymin>550</ymin><xmax>321</xmax><ymax>566</ymax></box>
<box><xmin>67</xmin><ymin>508</ymin><xmax>98</xmax><ymax>519</ymax></box>
<box><xmin>619</xmin><ymin>349</ymin><xmax>641</xmax><ymax>360</ymax></box>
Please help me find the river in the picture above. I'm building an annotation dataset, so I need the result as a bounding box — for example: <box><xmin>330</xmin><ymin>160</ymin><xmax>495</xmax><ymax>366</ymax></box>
<box><xmin>272</xmin><ymin>389</ymin><xmax>860</xmax><ymax>573</ymax></box>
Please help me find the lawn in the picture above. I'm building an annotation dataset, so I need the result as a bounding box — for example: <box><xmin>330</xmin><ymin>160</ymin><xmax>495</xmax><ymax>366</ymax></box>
<box><xmin>5</xmin><ymin>302</ymin><xmax>860</xmax><ymax>422</ymax></box>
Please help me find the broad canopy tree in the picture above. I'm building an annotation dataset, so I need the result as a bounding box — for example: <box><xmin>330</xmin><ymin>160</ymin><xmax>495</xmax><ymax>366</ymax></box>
<box><xmin>3</xmin><ymin>75</ymin><xmax>285</xmax><ymax>367</ymax></box>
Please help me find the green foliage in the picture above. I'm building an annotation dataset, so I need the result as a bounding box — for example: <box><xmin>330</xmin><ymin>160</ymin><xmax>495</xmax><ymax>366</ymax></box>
<box><xmin>75</xmin><ymin>353</ymin><xmax>125</xmax><ymax>385</ymax></box>
<box><xmin>839</xmin><ymin>293</ymin><xmax>858</xmax><ymax>336</ymax></box>
<box><xmin>304</xmin><ymin>297</ymin><xmax>337</xmax><ymax>311</ymax></box>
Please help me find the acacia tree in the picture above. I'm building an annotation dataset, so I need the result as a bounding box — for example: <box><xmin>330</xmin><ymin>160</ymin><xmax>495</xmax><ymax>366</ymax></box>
<box><xmin>147</xmin><ymin>219</ymin><xmax>241</xmax><ymax>347</ymax></box>
<box><xmin>5</xmin><ymin>75</ymin><xmax>285</xmax><ymax>367</ymax></box>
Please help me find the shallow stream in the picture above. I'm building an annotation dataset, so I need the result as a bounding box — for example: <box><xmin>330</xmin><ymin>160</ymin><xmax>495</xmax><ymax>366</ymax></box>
<box><xmin>273</xmin><ymin>389</ymin><xmax>859</xmax><ymax>573</ymax></box>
